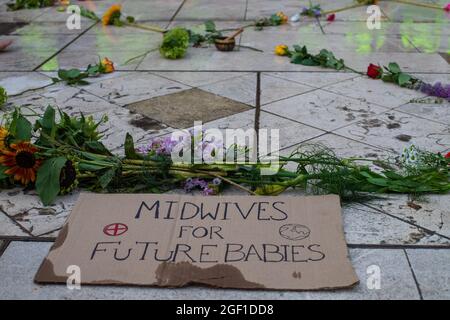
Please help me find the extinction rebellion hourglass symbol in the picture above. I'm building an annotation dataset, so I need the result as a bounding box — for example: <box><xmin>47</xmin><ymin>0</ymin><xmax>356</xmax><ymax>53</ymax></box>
<box><xmin>103</xmin><ymin>223</ymin><xmax>128</xmax><ymax>237</ymax></box>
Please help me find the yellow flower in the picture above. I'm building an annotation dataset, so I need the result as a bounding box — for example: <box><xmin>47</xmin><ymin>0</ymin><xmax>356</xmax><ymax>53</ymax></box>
<box><xmin>274</xmin><ymin>44</ymin><xmax>289</xmax><ymax>56</ymax></box>
<box><xmin>59</xmin><ymin>0</ymin><xmax>70</xmax><ymax>6</ymax></box>
<box><xmin>101</xmin><ymin>57</ymin><xmax>115</xmax><ymax>73</ymax></box>
<box><xmin>0</xmin><ymin>127</ymin><xmax>9</xmax><ymax>150</ymax></box>
<box><xmin>102</xmin><ymin>4</ymin><xmax>122</xmax><ymax>26</ymax></box>
<box><xmin>276</xmin><ymin>11</ymin><xmax>288</xmax><ymax>24</ymax></box>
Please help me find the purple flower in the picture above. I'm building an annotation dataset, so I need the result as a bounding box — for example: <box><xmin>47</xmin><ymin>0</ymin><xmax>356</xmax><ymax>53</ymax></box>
<box><xmin>313</xmin><ymin>9</ymin><xmax>322</xmax><ymax>17</ymax></box>
<box><xmin>212</xmin><ymin>178</ymin><xmax>222</xmax><ymax>185</ymax></box>
<box><xmin>137</xmin><ymin>136</ymin><xmax>177</xmax><ymax>156</ymax></box>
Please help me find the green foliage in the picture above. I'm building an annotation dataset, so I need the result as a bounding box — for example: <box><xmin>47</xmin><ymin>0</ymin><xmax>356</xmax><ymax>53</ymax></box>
<box><xmin>7</xmin><ymin>0</ymin><xmax>54</xmax><ymax>10</ymax></box>
<box><xmin>36</xmin><ymin>157</ymin><xmax>67</xmax><ymax>206</ymax></box>
<box><xmin>6</xmin><ymin>108</ymin><xmax>32</xmax><ymax>142</ymax></box>
<box><xmin>188</xmin><ymin>21</ymin><xmax>222</xmax><ymax>46</ymax></box>
<box><xmin>52</xmin><ymin>58</ymin><xmax>106</xmax><ymax>85</ymax></box>
<box><xmin>159</xmin><ymin>27</ymin><xmax>190</xmax><ymax>59</ymax></box>
<box><xmin>34</xmin><ymin>106</ymin><xmax>108</xmax><ymax>150</ymax></box>
<box><xmin>290</xmin><ymin>45</ymin><xmax>346</xmax><ymax>70</ymax></box>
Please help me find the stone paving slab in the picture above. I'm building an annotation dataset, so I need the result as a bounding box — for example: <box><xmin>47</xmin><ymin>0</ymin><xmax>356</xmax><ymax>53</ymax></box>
<box><xmin>406</xmin><ymin>249</ymin><xmax>450</xmax><ymax>300</ymax></box>
<box><xmin>323</xmin><ymin>76</ymin><xmax>427</xmax><ymax>109</ymax></box>
<box><xmin>174</xmin><ymin>0</ymin><xmax>247</xmax><ymax>21</ymax></box>
<box><xmin>363</xmin><ymin>194</ymin><xmax>450</xmax><ymax>240</ymax></box>
<box><xmin>0</xmin><ymin>241</ymin><xmax>424</xmax><ymax>300</ymax></box>
<box><xmin>0</xmin><ymin>71</ymin><xmax>52</xmax><ymax>95</ymax></box>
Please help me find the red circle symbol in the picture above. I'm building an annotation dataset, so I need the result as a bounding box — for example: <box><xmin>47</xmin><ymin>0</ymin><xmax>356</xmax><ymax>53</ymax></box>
<box><xmin>103</xmin><ymin>223</ymin><xmax>128</xmax><ymax>237</ymax></box>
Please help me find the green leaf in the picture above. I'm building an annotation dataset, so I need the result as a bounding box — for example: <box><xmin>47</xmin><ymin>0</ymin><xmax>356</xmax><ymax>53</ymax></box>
<box><xmin>124</xmin><ymin>133</ymin><xmax>143</xmax><ymax>160</ymax></box>
<box><xmin>15</xmin><ymin>115</ymin><xmax>32</xmax><ymax>141</ymax></box>
<box><xmin>0</xmin><ymin>165</ymin><xmax>8</xmax><ymax>180</ymax></box>
<box><xmin>99</xmin><ymin>167</ymin><xmax>117</xmax><ymax>189</ymax></box>
<box><xmin>36</xmin><ymin>157</ymin><xmax>67</xmax><ymax>206</ymax></box>
<box><xmin>85</xmin><ymin>141</ymin><xmax>112</xmax><ymax>156</ymax></box>
<box><xmin>398</xmin><ymin>73</ymin><xmax>411</xmax><ymax>86</ymax></box>
<box><xmin>204</xmin><ymin>20</ymin><xmax>216</xmax><ymax>32</ymax></box>
<box><xmin>367</xmin><ymin>177</ymin><xmax>389</xmax><ymax>187</ymax></box>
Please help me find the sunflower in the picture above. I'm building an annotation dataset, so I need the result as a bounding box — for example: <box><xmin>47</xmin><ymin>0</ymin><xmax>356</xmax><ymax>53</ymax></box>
<box><xmin>0</xmin><ymin>142</ymin><xmax>41</xmax><ymax>185</ymax></box>
<box><xmin>0</xmin><ymin>126</ymin><xmax>9</xmax><ymax>150</ymax></box>
<box><xmin>102</xmin><ymin>4</ymin><xmax>122</xmax><ymax>26</ymax></box>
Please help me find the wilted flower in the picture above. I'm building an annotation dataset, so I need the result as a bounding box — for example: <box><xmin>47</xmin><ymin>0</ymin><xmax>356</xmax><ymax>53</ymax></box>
<box><xmin>419</xmin><ymin>81</ymin><xmax>450</xmax><ymax>101</ymax></box>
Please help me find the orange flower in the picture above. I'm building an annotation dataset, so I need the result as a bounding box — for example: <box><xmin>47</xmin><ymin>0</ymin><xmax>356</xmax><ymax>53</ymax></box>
<box><xmin>0</xmin><ymin>142</ymin><xmax>41</xmax><ymax>185</ymax></box>
<box><xmin>0</xmin><ymin>127</ymin><xmax>9</xmax><ymax>150</ymax></box>
<box><xmin>102</xmin><ymin>4</ymin><xmax>122</xmax><ymax>26</ymax></box>
<box><xmin>101</xmin><ymin>57</ymin><xmax>115</xmax><ymax>73</ymax></box>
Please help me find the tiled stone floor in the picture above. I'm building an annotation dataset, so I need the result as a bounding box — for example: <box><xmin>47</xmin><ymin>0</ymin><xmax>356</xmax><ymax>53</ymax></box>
<box><xmin>0</xmin><ymin>0</ymin><xmax>449</xmax><ymax>299</ymax></box>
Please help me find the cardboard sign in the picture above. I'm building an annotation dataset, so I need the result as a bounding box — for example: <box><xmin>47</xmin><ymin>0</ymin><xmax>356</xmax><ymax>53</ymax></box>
<box><xmin>35</xmin><ymin>193</ymin><xmax>359</xmax><ymax>290</ymax></box>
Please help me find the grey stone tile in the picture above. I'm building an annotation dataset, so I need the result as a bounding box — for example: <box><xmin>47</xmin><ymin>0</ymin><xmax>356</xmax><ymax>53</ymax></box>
<box><xmin>0</xmin><ymin>48</ymin><xmax>55</xmax><ymax>71</ymax></box>
<box><xmin>262</xmin><ymin>89</ymin><xmax>388</xmax><ymax>132</ymax></box>
<box><xmin>334</xmin><ymin>110</ymin><xmax>450</xmax><ymax>153</ymax></box>
<box><xmin>241</xmin><ymin>29</ymin><xmax>415</xmax><ymax>54</ymax></box>
<box><xmin>0</xmin><ymin>189</ymin><xmax>79</xmax><ymax>237</ymax></box>
<box><xmin>343</xmin><ymin>203</ymin><xmax>450</xmax><ymax>246</ymax></box>
<box><xmin>0</xmin><ymin>71</ymin><xmax>52</xmax><ymax>96</ymax></box>
<box><xmin>0</xmin><ymin>242</ymin><xmax>422</xmax><ymax>299</ymax></box>
<box><xmin>306</xmin><ymin>249</ymin><xmax>420</xmax><ymax>299</ymax></box>
<box><xmin>78</xmin><ymin>72</ymin><xmax>190</xmax><ymax>106</ymax></box>
<box><xmin>363</xmin><ymin>194</ymin><xmax>450</xmax><ymax>240</ymax></box>
<box><xmin>121</xmin><ymin>0</ymin><xmax>185</xmax><ymax>21</ymax></box>
<box><xmin>268</xmin><ymin>72</ymin><xmax>358</xmax><ymax>89</ymax></box>
<box><xmin>406</xmin><ymin>249</ymin><xmax>450</xmax><ymax>300</ymax></box>
<box><xmin>396</xmin><ymin>101</ymin><xmax>450</xmax><ymax>126</ymax></box>
<box><xmin>152</xmin><ymin>71</ymin><xmax>250</xmax><ymax>88</ymax></box>
<box><xmin>200</xmin><ymin>73</ymin><xmax>314</xmax><ymax>106</ymax></box>
<box><xmin>380</xmin><ymin>2</ymin><xmax>449</xmax><ymax>23</ymax></box>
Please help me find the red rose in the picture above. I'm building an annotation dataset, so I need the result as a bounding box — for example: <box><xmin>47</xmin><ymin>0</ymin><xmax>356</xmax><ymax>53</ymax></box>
<box><xmin>445</xmin><ymin>152</ymin><xmax>450</xmax><ymax>159</ymax></box>
<box><xmin>367</xmin><ymin>63</ymin><xmax>383</xmax><ymax>79</ymax></box>
<box><xmin>327</xmin><ymin>13</ymin><xmax>336</xmax><ymax>22</ymax></box>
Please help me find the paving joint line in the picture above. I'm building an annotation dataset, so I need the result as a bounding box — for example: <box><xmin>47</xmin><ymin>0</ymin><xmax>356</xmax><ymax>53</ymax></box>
<box><xmin>403</xmin><ymin>249</ymin><xmax>424</xmax><ymax>300</ymax></box>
